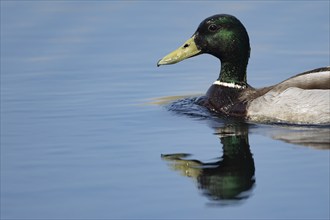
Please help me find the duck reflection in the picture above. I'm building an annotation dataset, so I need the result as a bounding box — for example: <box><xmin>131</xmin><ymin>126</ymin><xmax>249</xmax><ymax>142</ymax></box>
<box><xmin>162</xmin><ymin>122</ymin><xmax>255</xmax><ymax>205</ymax></box>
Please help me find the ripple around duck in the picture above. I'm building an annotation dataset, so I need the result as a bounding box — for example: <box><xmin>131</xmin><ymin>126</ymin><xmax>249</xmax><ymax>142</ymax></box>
<box><xmin>147</xmin><ymin>95</ymin><xmax>221</xmax><ymax>126</ymax></box>
<box><xmin>166</xmin><ymin>96</ymin><xmax>210</xmax><ymax>119</ymax></box>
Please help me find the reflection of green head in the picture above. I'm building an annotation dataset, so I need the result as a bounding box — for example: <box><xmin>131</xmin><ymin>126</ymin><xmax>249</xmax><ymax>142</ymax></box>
<box><xmin>197</xmin><ymin>133</ymin><xmax>255</xmax><ymax>201</ymax></box>
<box><xmin>199</xmin><ymin>175</ymin><xmax>251</xmax><ymax>200</ymax></box>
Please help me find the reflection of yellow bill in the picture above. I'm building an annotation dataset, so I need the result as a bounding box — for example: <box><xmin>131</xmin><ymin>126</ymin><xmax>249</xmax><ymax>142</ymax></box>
<box><xmin>161</xmin><ymin>153</ymin><xmax>202</xmax><ymax>178</ymax></box>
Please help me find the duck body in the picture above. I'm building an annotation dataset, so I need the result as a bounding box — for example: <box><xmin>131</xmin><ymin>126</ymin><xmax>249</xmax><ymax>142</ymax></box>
<box><xmin>158</xmin><ymin>14</ymin><xmax>330</xmax><ymax>125</ymax></box>
<box><xmin>247</xmin><ymin>67</ymin><xmax>330</xmax><ymax>124</ymax></box>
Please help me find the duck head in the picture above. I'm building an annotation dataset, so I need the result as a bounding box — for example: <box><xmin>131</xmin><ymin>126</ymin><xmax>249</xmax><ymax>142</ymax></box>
<box><xmin>158</xmin><ymin>14</ymin><xmax>251</xmax><ymax>85</ymax></box>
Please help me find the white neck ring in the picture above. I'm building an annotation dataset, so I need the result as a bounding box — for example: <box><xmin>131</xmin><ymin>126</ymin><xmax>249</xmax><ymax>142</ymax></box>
<box><xmin>213</xmin><ymin>80</ymin><xmax>246</xmax><ymax>89</ymax></box>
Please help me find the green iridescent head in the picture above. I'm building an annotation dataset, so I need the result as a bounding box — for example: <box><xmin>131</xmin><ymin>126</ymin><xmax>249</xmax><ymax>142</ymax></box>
<box><xmin>158</xmin><ymin>14</ymin><xmax>251</xmax><ymax>85</ymax></box>
<box><xmin>194</xmin><ymin>14</ymin><xmax>250</xmax><ymax>64</ymax></box>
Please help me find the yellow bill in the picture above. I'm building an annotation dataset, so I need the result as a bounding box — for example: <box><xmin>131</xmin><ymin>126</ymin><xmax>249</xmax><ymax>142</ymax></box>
<box><xmin>157</xmin><ymin>35</ymin><xmax>201</xmax><ymax>66</ymax></box>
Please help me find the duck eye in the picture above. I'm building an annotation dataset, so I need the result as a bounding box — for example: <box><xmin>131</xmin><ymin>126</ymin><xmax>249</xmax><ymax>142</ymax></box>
<box><xmin>208</xmin><ymin>24</ymin><xmax>218</xmax><ymax>32</ymax></box>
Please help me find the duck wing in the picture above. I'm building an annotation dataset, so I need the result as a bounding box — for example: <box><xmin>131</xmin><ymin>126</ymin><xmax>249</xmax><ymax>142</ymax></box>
<box><xmin>273</xmin><ymin>67</ymin><xmax>330</xmax><ymax>91</ymax></box>
<box><xmin>247</xmin><ymin>67</ymin><xmax>330</xmax><ymax>125</ymax></box>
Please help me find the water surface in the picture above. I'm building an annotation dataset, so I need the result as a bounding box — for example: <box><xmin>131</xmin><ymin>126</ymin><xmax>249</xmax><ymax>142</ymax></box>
<box><xmin>1</xmin><ymin>1</ymin><xmax>329</xmax><ymax>219</ymax></box>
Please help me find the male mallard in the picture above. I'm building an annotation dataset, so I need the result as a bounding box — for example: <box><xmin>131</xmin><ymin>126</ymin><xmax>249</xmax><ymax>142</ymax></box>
<box><xmin>157</xmin><ymin>14</ymin><xmax>330</xmax><ymax>125</ymax></box>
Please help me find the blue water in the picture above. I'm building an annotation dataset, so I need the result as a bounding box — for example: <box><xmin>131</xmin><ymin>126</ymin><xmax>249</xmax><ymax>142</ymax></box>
<box><xmin>1</xmin><ymin>1</ymin><xmax>329</xmax><ymax>219</ymax></box>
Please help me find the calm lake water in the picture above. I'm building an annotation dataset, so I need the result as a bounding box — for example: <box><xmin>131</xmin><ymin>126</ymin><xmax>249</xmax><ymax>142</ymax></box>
<box><xmin>1</xmin><ymin>1</ymin><xmax>329</xmax><ymax>219</ymax></box>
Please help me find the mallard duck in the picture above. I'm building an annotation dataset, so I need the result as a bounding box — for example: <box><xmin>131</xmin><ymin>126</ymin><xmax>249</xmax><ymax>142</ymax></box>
<box><xmin>157</xmin><ymin>14</ymin><xmax>330</xmax><ymax>125</ymax></box>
